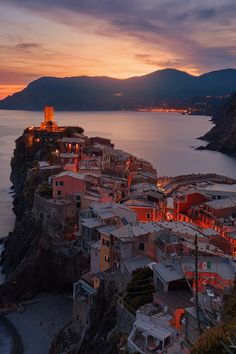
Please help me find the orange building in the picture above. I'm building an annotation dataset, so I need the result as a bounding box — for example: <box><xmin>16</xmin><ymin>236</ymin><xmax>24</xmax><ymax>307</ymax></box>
<box><xmin>174</xmin><ymin>190</ymin><xmax>208</xmax><ymax>221</ymax></box>
<box><xmin>122</xmin><ymin>198</ymin><xmax>165</xmax><ymax>222</ymax></box>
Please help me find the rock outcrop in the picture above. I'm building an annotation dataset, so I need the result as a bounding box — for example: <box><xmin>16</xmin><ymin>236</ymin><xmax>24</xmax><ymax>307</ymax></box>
<box><xmin>49</xmin><ymin>283</ymin><xmax>119</xmax><ymax>354</ymax></box>
<box><xmin>200</xmin><ymin>93</ymin><xmax>236</xmax><ymax>154</ymax></box>
<box><xmin>0</xmin><ymin>130</ymin><xmax>89</xmax><ymax>306</ymax></box>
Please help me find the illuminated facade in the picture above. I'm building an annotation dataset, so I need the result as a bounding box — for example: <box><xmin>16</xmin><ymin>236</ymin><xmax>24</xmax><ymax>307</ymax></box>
<box><xmin>40</xmin><ymin>106</ymin><xmax>58</xmax><ymax>131</ymax></box>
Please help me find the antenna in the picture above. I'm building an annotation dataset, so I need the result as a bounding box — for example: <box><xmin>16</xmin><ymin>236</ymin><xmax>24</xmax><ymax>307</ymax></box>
<box><xmin>195</xmin><ymin>233</ymin><xmax>202</xmax><ymax>335</ymax></box>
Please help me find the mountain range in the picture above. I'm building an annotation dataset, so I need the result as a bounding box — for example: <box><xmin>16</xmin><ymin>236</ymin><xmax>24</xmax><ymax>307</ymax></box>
<box><xmin>1</xmin><ymin>68</ymin><xmax>236</xmax><ymax>111</ymax></box>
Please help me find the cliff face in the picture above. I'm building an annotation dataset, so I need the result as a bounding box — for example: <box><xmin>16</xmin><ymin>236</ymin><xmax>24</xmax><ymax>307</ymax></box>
<box><xmin>0</xmin><ymin>131</ymin><xmax>89</xmax><ymax>306</ymax></box>
<box><xmin>0</xmin><ymin>225</ymin><xmax>89</xmax><ymax>305</ymax></box>
<box><xmin>201</xmin><ymin>93</ymin><xmax>236</xmax><ymax>154</ymax></box>
<box><xmin>49</xmin><ymin>284</ymin><xmax>119</xmax><ymax>354</ymax></box>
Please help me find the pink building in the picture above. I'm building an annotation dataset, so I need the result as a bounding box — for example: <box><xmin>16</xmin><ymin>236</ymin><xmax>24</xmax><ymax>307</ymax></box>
<box><xmin>52</xmin><ymin>171</ymin><xmax>86</xmax><ymax>199</ymax></box>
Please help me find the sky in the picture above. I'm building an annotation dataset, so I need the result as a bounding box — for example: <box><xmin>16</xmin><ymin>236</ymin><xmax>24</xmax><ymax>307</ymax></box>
<box><xmin>0</xmin><ymin>0</ymin><xmax>236</xmax><ymax>98</ymax></box>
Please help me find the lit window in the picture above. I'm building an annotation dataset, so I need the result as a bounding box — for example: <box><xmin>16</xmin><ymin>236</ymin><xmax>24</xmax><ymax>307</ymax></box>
<box><xmin>104</xmin><ymin>255</ymin><xmax>110</xmax><ymax>262</ymax></box>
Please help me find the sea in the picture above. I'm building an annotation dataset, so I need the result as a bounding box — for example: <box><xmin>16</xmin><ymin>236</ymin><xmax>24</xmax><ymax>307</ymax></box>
<box><xmin>0</xmin><ymin>110</ymin><xmax>236</xmax><ymax>238</ymax></box>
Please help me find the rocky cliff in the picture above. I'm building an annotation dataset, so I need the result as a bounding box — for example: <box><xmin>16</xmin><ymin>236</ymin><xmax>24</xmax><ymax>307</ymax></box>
<box><xmin>0</xmin><ymin>131</ymin><xmax>89</xmax><ymax>306</ymax></box>
<box><xmin>49</xmin><ymin>283</ymin><xmax>119</xmax><ymax>354</ymax></box>
<box><xmin>200</xmin><ymin>93</ymin><xmax>236</xmax><ymax>154</ymax></box>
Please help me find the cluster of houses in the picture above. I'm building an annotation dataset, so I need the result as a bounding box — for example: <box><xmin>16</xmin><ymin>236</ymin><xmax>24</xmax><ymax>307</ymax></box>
<box><xmin>30</xmin><ymin>107</ymin><xmax>236</xmax><ymax>353</ymax></box>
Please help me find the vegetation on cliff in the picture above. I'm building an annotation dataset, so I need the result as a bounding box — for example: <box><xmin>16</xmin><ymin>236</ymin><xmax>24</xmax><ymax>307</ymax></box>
<box><xmin>191</xmin><ymin>280</ymin><xmax>236</xmax><ymax>354</ymax></box>
<box><xmin>124</xmin><ymin>268</ymin><xmax>154</xmax><ymax>312</ymax></box>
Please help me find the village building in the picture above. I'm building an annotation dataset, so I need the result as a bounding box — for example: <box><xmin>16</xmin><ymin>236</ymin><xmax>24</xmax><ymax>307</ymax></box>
<box><xmin>52</xmin><ymin>170</ymin><xmax>86</xmax><ymax>199</ymax></box>
<box><xmin>128</xmin><ymin>303</ymin><xmax>178</xmax><ymax>353</ymax></box>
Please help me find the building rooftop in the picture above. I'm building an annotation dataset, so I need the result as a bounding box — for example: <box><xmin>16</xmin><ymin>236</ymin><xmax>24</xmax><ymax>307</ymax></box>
<box><xmin>134</xmin><ymin>319</ymin><xmax>172</xmax><ymax>340</ymax></box>
<box><xmin>48</xmin><ymin>198</ymin><xmax>74</xmax><ymax>206</ymax></box>
<box><xmin>91</xmin><ymin>202</ymin><xmax>136</xmax><ymax>224</ymax></box>
<box><xmin>97</xmin><ymin>225</ymin><xmax>117</xmax><ymax>235</ymax></box>
<box><xmin>204</xmin><ymin>197</ymin><xmax>236</xmax><ymax>210</ymax></box>
<box><xmin>201</xmin><ymin>228</ymin><xmax>219</xmax><ymax>237</ymax></box>
<box><xmin>180</xmin><ymin>256</ymin><xmax>236</xmax><ymax>280</ymax></box>
<box><xmin>81</xmin><ymin>218</ymin><xmax>103</xmax><ymax>229</ymax></box>
<box><xmin>154</xmin><ymin>289</ymin><xmax>193</xmax><ymax>309</ymax></box>
<box><xmin>90</xmin><ymin>241</ymin><xmax>100</xmax><ymax>251</ymax></box>
<box><xmin>111</xmin><ymin>222</ymin><xmax>163</xmax><ymax>240</ymax></box>
<box><xmin>152</xmin><ymin>262</ymin><xmax>183</xmax><ymax>282</ymax></box>
<box><xmin>122</xmin><ymin>198</ymin><xmax>155</xmax><ymax>207</ymax></box>
<box><xmin>157</xmin><ymin>221</ymin><xmax>206</xmax><ymax>238</ymax></box>
<box><xmin>198</xmin><ymin>188</ymin><xmax>236</xmax><ymax>198</ymax></box>
<box><xmin>131</xmin><ymin>182</ymin><xmax>158</xmax><ymax>192</ymax></box>
<box><xmin>60</xmin><ymin>153</ymin><xmax>78</xmax><ymax>158</ymax></box>
<box><xmin>61</xmin><ymin>137</ymin><xmax>85</xmax><ymax>143</ymax></box>
<box><xmin>53</xmin><ymin>170</ymin><xmax>86</xmax><ymax>180</ymax></box>
<box><xmin>123</xmin><ymin>256</ymin><xmax>153</xmax><ymax>274</ymax></box>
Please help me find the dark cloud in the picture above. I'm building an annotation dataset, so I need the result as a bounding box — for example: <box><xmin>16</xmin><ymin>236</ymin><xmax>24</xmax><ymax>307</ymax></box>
<box><xmin>1</xmin><ymin>0</ymin><xmax>236</xmax><ymax>72</ymax></box>
<box><xmin>135</xmin><ymin>54</ymin><xmax>187</xmax><ymax>70</ymax></box>
<box><xmin>15</xmin><ymin>42</ymin><xmax>42</xmax><ymax>50</ymax></box>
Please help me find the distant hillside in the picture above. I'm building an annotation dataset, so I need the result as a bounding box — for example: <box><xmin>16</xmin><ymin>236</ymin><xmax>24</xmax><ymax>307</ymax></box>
<box><xmin>1</xmin><ymin>68</ymin><xmax>236</xmax><ymax>111</ymax></box>
<box><xmin>200</xmin><ymin>93</ymin><xmax>236</xmax><ymax>154</ymax></box>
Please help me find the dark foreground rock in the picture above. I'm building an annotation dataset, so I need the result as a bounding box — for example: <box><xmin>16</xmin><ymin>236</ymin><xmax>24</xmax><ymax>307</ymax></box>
<box><xmin>0</xmin><ymin>315</ymin><xmax>23</xmax><ymax>354</ymax></box>
<box><xmin>0</xmin><ymin>129</ymin><xmax>89</xmax><ymax>306</ymax></box>
<box><xmin>0</xmin><ymin>215</ymin><xmax>89</xmax><ymax>305</ymax></box>
<box><xmin>49</xmin><ymin>284</ymin><xmax>119</xmax><ymax>354</ymax></box>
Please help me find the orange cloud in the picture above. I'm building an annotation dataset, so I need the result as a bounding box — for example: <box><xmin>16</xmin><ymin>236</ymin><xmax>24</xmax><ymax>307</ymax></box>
<box><xmin>0</xmin><ymin>85</ymin><xmax>26</xmax><ymax>99</ymax></box>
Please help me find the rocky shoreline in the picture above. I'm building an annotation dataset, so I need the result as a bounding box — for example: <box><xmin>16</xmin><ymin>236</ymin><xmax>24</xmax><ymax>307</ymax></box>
<box><xmin>0</xmin><ymin>315</ymin><xmax>23</xmax><ymax>354</ymax></box>
<box><xmin>198</xmin><ymin>93</ymin><xmax>236</xmax><ymax>154</ymax></box>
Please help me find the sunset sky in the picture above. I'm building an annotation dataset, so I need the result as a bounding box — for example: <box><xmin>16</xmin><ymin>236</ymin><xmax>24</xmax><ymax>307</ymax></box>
<box><xmin>0</xmin><ymin>0</ymin><xmax>236</xmax><ymax>98</ymax></box>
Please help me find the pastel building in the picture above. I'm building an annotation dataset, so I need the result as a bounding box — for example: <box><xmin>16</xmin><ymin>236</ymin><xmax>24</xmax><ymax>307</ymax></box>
<box><xmin>52</xmin><ymin>171</ymin><xmax>86</xmax><ymax>199</ymax></box>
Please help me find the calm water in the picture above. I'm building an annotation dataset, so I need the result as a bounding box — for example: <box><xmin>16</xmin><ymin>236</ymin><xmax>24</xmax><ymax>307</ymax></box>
<box><xmin>0</xmin><ymin>110</ymin><xmax>236</xmax><ymax>238</ymax></box>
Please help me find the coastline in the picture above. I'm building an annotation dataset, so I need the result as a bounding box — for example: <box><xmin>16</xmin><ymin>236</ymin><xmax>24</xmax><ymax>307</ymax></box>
<box><xmin>0</xmin><ymin>315</ymin><xmax>23</xmax><ymax>354</ymax></box>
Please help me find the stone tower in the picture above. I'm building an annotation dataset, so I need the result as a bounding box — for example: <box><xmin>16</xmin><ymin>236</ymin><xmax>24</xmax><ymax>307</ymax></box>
<box><xmin>40</xmin><ymin>106</ymin><xmax>58</xmax><ymax>131</ymax></box>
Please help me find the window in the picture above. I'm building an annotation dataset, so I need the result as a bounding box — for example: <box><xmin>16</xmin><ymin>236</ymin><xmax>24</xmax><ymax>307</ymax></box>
<box><xmin>59</xmin><ymin>181</ymin><xmax>64</xmax><ymax>186</ymax></box>
<box><xmin>102</xmin><ymin>239</ymin><xmax>110</xmax><ymax>247</ymax></box>
<box><xmin>57</xmin><ymin>191</ymin><xmax>62</xmax><ymax>196</ymax></box>
<box><xmin>146</xmin><ymin>213</ymin><xmax>151</xmax><ymax>220</ymax></box>
<box><xmin>139</xmin><ymin>243</ymin><xmax>145</xmax><ymax>251</ymax></box>
<box><xmin>55</xmin><ymin>181</ymin><xmax>58</xmax><ymax>186</ymax></box>
<box><xmin>104</xmin><ymin>255</ymin><xmax>110</xmax><ymax>262</ymax></box>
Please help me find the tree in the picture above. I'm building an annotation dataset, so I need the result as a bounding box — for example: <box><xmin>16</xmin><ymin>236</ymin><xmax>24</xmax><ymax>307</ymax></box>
<box><xmin>191</xmin><ymin>279</ymin><xmax>236</xmax><ymax>354</ymax></box>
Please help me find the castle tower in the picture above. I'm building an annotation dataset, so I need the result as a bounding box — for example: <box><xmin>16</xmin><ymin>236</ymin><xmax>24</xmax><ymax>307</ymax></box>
<box><xmin>40</xmin><ymin>106</ymin><xmax>58</xmax><ymax>131</ymax></box>
<box><xmin>44</xmin><ymin>106</ymin><xmax>54</xmax><ymax>123</ymax></box>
